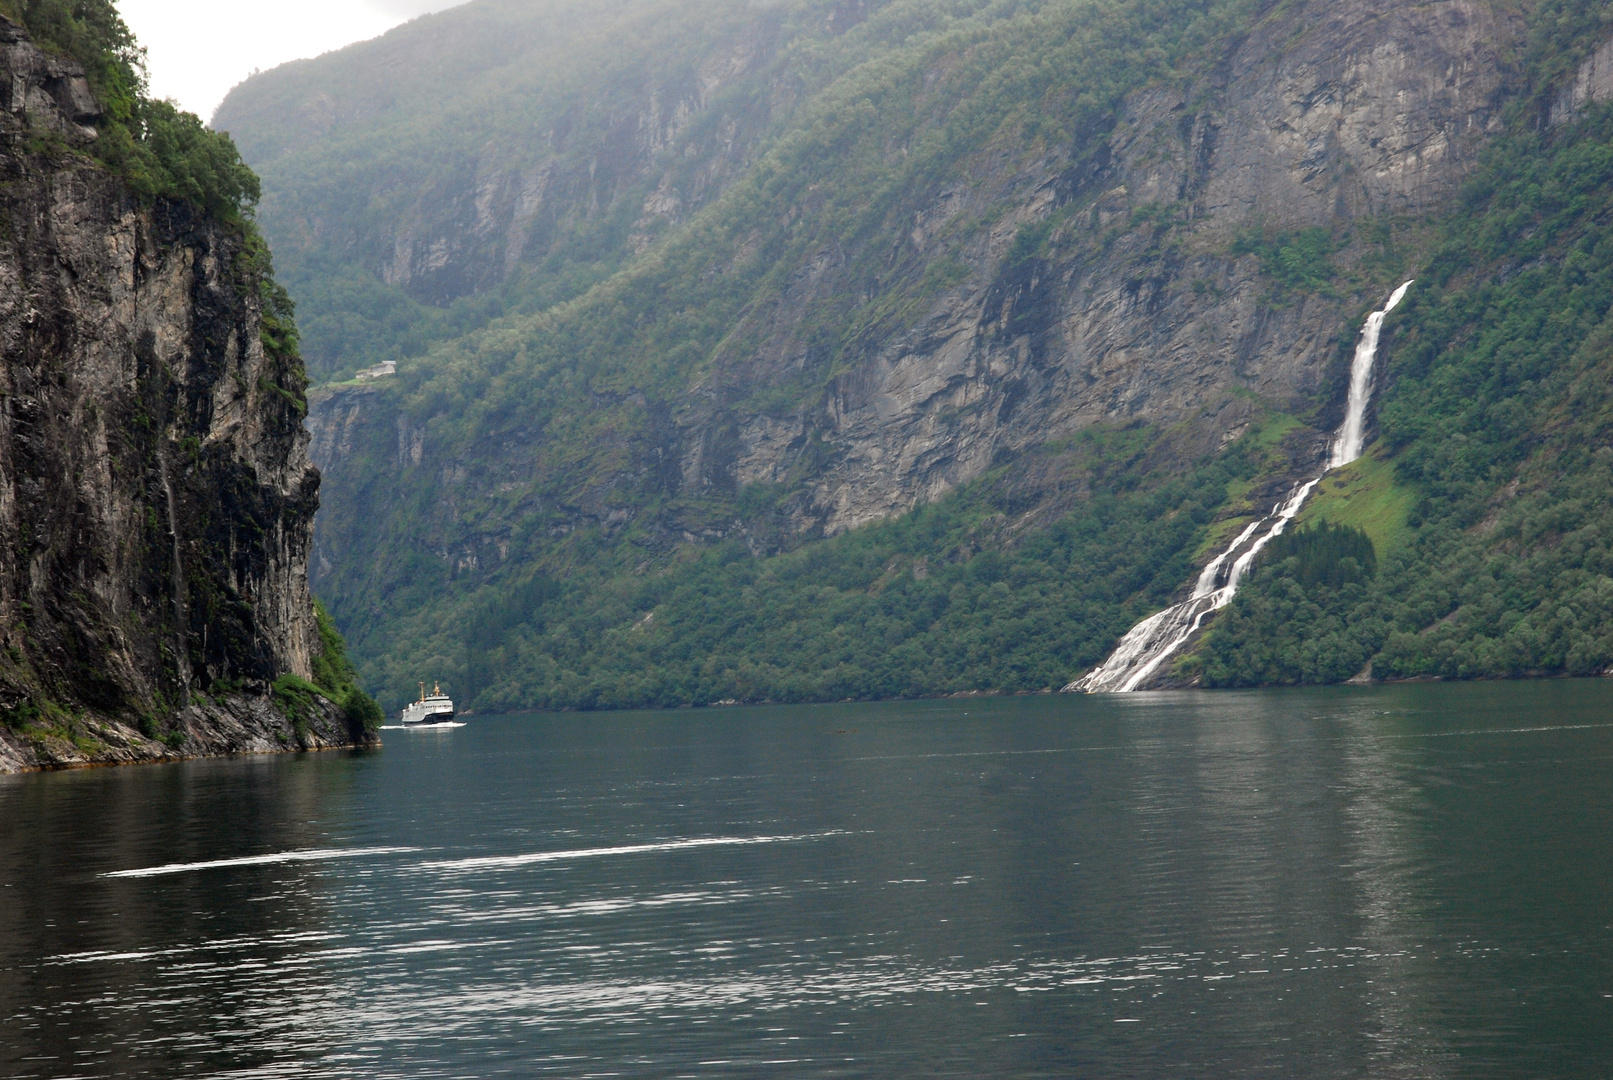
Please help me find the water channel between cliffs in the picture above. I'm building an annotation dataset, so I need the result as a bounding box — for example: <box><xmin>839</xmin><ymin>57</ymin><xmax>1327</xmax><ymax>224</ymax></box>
<box><xmin>1070</xmin><ymin>281</ymin><xmax>1415</xmax><ymax>694</ymax></box>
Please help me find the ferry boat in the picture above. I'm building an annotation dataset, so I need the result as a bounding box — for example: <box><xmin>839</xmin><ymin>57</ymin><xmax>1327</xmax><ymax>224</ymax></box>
<box><xmin>400</xmin><ymin>681</ymin><xmax>456</xmax><ymax>726</ymax></box>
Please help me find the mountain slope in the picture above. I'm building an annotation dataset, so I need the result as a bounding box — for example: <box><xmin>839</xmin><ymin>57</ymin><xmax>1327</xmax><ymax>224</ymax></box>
<box><xmin>217</xmin><ymin>0</ymin><xmax>913</xmax><ymax>380</ymax></box>
<box><xmin>217</xmin><ymin>0</ymin><xmax>1613</xmax><ymax>710</ymax></box>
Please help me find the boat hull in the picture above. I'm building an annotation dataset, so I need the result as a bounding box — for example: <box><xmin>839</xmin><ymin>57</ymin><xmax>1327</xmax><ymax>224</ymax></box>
<box><xmin>401</xmin><ymin>710</ymin><xmax>457</xmax><ymax>726</ymax></box>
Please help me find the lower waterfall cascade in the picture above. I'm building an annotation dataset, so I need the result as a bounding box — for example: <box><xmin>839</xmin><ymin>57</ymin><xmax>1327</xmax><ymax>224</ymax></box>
<box><xmin>1067</xmin><ymin>280</ymin><xmax>1414</xmax><ymax>693</ymax></box>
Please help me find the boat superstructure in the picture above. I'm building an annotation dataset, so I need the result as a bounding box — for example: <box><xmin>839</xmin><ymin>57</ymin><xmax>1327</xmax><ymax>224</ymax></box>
<box><xmin>401</xmin><ymin>681</ymin><xmax>456</xmax><ymax>726</ymax></box>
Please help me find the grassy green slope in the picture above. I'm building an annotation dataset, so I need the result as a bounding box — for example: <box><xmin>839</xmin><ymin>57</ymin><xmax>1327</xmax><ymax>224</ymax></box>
<box><xmin>1294</xmin><ymin>450</ymin><xmax>1417</xmax><ymax>557</ymax></box>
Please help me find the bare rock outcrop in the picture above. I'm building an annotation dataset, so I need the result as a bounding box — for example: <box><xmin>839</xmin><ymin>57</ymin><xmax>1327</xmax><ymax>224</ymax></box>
<box><xmin>1551</xmin><ymin>32</ymin><xmax>1613</xmax><ymax>125</ymax></box>
<box><xmin>714</xmin><ymin>0</ymin><xmax>1517</xmax><ymax>532</ymax></box>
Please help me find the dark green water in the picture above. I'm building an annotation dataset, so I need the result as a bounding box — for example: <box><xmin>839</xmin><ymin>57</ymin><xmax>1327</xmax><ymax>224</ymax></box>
<box><xmin>2</xmin><ymin>682</ymin><xmax>1612</xmax><ymax>1077</ymax></box>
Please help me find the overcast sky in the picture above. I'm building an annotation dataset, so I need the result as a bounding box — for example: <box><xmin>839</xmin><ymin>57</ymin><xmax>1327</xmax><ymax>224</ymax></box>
<box><xmin>119</xmin><ymin>0</ymin><xmax>463</xmax><ymax>123</ymax></box>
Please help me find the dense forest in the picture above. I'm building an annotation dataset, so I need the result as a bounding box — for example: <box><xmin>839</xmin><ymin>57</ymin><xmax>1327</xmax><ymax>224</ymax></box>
<box><xmin>424</xmin><ymin>423</ymin><xmax>1310</xmax><ymax>709</ymax></box>
<box><xmin>217</xmin><ymin>0</ymin><xmax>1613</xmax><ymax>711</ymax></box>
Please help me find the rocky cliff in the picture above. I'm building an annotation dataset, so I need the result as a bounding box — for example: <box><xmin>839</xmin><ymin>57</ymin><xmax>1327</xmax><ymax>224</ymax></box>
<box><xmin>0</xmin><ymin>19</ymin><xmax>371</xmax><ymax>771</ymax></box>
<box><xmin>303</xmin><ymin>0</ymin><xmax>1518</xmax><ymax>545</ymax></box>
<box><xmin>714</xmin><ymin>0</ymin><xmax>1516</xmax><ymax>532</ymax></box>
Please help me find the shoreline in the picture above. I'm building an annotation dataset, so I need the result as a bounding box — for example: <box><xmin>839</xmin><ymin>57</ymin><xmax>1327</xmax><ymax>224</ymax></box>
<box><xmin>0</xmin><ymin>693</ymin><xmax>380</xmax><ymax>775</ymax></box>
<box><xmin>446</xmin><ymin>670</ymin><xmax>1613</xmax><ymax>719</ymax></box>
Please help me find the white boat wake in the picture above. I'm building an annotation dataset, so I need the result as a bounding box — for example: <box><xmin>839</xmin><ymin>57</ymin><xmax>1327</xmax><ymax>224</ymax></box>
<box><xmin>102</xmin><ymin>846</ymin><xmax>420</xmax><ymax>879</ymax></box>
<box><xmin>1068</xmin><ymin>281</ymin><xmax>1413</xmax><ymax>694</ymax></box>
<box><xmin>411</xmin><ymin>832</ymin><xmax>848</xmax><ymax>875</ymax></box>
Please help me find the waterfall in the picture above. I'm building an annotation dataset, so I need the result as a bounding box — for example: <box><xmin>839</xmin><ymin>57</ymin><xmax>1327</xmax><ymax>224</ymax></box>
<box><xmin>1067</xmin><ymin>281</ymin><xmax>1413</xmax><ymax>694</ymax></box>
<box><xmin>157</xmin><ymin>450</ymin><xmax>194</xmax><ymax>700</ymax></box>
<box><xmin>1330</xmin><ymin>280</ymin><xmax>1413</xmax><ymax>469</ymax></box>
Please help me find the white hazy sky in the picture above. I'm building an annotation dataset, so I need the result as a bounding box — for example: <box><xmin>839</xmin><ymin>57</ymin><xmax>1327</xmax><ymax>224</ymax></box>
<box><xmin>119</xmin><ymin>0</ymin><xmax>463</xmax><ymax>123</ymax></box>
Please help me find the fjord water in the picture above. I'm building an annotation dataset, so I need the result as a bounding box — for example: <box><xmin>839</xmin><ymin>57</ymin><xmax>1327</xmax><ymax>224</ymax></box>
<box><xmin>3</xmin><ymin>683</ymin><xmax>1612</xmax><ymax>1078</ymax></box>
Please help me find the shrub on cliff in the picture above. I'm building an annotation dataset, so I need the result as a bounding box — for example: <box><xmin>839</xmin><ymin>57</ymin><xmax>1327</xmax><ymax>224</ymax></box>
<box><xmin>97</xmin><ymin>100</ymin><xmax>261</xmax><ymax>224</ymax></box>
<box><xmin>268</xmin><ymin>607</ymin><xmax>385</xmax><ymax>737</ymax></box>
<box><xmin>2</xmin><ymin>0</ymin><xmax>259</xmax><ymax>225</ymax></box>
<box><xmin>311</xmin><ymin>603</ymin><xmax>385</xmax><ymax>733</ymax></box>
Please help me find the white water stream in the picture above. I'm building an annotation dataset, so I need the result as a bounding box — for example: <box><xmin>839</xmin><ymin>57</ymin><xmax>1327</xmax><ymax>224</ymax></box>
<box><xmin>1068</xmin><ymin>280</ymin><xmax>1413</xmax><ymax>693</ymax></box>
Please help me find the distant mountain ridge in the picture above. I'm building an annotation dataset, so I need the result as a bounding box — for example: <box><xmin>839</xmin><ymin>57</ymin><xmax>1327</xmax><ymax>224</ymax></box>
<box><xmin>216</xmin><ymin>0</ymin><xmax>1613</xmax><ymax>710</ymax></box>
<box><xmin>216</xmin><ymin>0</ymin><xmax>851</xmax><ymax>334</ymax></box>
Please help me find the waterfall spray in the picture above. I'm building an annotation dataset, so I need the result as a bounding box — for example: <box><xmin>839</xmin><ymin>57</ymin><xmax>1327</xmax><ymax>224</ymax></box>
<box><xmin>1067</xmin><ymin>281</ymin><xmax>1414</xmax><ymax>694</ymax></box>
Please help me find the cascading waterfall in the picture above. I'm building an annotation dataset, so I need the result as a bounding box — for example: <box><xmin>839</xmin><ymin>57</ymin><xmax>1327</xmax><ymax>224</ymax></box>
<box><xmin>1067</xmin><ymin>280</ymin><xmax>1413</xmax><ymax>694</ymax></box>
<box><xmin>157</xmin><ymin>450</ymin><xmax>193</xmax><ymax>699</ymax></box>
<box><xmin>1330</xmin><ymin>281</ymin><xmax>1413</xmax><ymax>469</ymax></box>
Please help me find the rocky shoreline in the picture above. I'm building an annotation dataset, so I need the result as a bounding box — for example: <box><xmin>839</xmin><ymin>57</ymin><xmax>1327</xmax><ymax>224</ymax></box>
<box><xmin>0</xmin><ymin>693</ymin><xmax>379</xmax><ymax>774</ymax></box>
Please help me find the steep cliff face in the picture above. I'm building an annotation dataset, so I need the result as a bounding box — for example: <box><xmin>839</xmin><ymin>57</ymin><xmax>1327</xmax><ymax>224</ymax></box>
<box><xmin>721</xmin><ymin>0</ymin><xmax>1517</xmax><ymax>532</ymax></box>
<box><xmin>0</xmin><ymin>21</ymin><xmax>367</xmax><ymax>771</ymax></box>
<box><xmin>307</xmin><ymin>0</ymin><xmax>1518</xmax><ymax>538</ymax></box>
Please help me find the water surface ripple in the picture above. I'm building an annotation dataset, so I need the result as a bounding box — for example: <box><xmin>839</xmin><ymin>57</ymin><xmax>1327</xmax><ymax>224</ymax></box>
<box><xmin>3</xmin><ymin>682</ymin><xmax>1612</xmax><ymax>1077</ymax></box>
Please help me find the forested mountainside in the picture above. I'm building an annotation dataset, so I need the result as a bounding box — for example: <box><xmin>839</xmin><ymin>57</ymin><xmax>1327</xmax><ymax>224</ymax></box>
<box><xmin>218</xmin><ymin>0</ymin><xmax>1613</xmax><ymax>711</ymax></box>
<box><xmin>0</xmin><ymin>2</ymin><xmax>379</xmax><ymax>770</ymax></box>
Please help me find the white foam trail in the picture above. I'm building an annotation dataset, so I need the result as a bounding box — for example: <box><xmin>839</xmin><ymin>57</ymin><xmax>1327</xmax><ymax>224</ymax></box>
<box><xmin>1070</xmin><ymin>282</ymin><xmax>1413</xmax><ymax>693</ymax></box>
<box><xmin>1390</xmin><ymin>722</ymin><xmax>1613</xmax><ymax>739</ymax></box>
<box><xmin>412</xmin><ymin>833</ymin><xmax>844</xmax><ymax>875</ymax></box>
<box><xmin>1192</xmin><ymin>519</ymin><xmax>1264</xmax><ymax>598</ymax></box>
<box><xmin>103</xmin><ymin>846</ymin><xmax>420</xmax><ymax>879</ymax></box>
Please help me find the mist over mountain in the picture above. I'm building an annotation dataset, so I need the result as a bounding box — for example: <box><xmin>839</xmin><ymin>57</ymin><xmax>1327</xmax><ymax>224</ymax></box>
<box><xmin>216</xmin><ymin>0</ymin><xmax>1613</xmax><ymax>711</ymax></box>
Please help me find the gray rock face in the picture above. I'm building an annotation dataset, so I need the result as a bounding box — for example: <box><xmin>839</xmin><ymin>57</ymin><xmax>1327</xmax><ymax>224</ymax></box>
<box><xmin>304</xmin><ymin>0</ymin><xmax>1522</xmax><ymax>602</ymax></box>
<box><xmin>0</xmin><ymin>692</ymin><xmax>362</xmax><ymax>775</ymax></box>
<box><xmin>714</xmin><ymin>0</ymin><xmax>1517</xmax><ymax>533</ymax></box>
<box><xmin>1552</xmin><ymin>33</ymin><xmax>1613</xmax><ymax>125</ymax></box>
<box><xmin>0</xmin><ymin>20</ymin><xmax>100</xmax><ymax>137</ymax></box>
<box><xmin>0</xmin><ymin>21</ymin><xmax>367</xmax><ymax>771</ymax></box>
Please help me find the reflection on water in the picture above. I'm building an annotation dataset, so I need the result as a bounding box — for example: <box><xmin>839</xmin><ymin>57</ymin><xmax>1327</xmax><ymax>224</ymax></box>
<box><xmin>3</xmin><ymin>682</ymin><xmax>1613</xmax><ymax>1077</ymax></box>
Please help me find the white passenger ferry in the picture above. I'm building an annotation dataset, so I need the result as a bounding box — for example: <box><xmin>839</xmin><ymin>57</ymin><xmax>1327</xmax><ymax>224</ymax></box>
<box><xmin>400</xmin><ymin>681</ymin><xmax>457</xmax><ymax>726</ymax></box>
